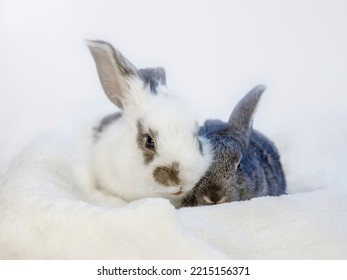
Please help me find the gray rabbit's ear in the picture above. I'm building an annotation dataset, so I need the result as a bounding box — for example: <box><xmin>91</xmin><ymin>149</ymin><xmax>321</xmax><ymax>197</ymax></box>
<box><xmin>138</xmin><ymin>67</ymin><xmax>166</xmax><ymax>94</ymax></box>
<box><xmin>86</xmin><ymin>40</ymin><xmax>139</xmax><ymax>109</ymax></box>
<box><xmin>228</xmin><ymin>85</ymin><xmax>266</xmax><ymax>141</ymax></box>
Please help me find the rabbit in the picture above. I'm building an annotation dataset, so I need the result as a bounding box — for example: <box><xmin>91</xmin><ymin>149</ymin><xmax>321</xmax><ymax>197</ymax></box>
<box><xmin>181</xmin><ymin>85</ymin><xmax>286</xmax><ymax>207</ymax></box>
<box><xmin>86</xmin><ymin>40</ymin><xmax>212</xmax><ymax>207</ymax></box>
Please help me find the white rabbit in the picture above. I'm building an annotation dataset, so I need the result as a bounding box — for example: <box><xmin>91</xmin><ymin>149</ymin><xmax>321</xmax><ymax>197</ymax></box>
<box><xmin>86</xmin><ymin>40</ymin><xmax>212</xmax><ymax>207</ymax></box>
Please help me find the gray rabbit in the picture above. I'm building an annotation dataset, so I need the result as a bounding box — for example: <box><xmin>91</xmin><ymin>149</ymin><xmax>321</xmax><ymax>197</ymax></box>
<box><xmin>181</xmin><ymin>85</ymin><xmax>286</xmax><ymax>207</ymax></box>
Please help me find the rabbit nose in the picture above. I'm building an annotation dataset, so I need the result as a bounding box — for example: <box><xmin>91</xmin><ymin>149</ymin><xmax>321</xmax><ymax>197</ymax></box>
<box><xmin>174</xmin><ymin>187</ymin><xmax>183</xmax><ymax>196</ymax></box>
<box><xmin>204</xmin><ymin>185</ymin><xmax>225</xmax><ymax>204</ymax></box>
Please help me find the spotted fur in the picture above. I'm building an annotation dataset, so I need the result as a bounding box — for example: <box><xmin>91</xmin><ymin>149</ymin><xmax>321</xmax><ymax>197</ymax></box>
<box><xmin>153</xmin><ymin>162</ymin><xmax>180</xmax><ymax>186</ymax></box>
<box><xmin>87</xmin><ymin>40</ymin><xmax>212</xmax><ymax>207</ymax></box>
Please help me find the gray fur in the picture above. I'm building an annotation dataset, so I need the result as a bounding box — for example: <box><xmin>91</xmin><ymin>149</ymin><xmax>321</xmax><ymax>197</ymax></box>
<box><xmin>94</xmin><ymin>112</ymin><xmax>122</xmax><ymax>140</ymax></box>
<box><xmin>138</xmin><ymin>67</ymin><xmax>166</xmax><ymax>94</ymax></box>
<box><xmin>182</xmin><ymin>85</ymin><xmax>286</xmax><ymax>207</ymax></box>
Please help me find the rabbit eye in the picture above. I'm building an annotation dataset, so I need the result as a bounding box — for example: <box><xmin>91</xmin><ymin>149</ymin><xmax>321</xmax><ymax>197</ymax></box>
<box><xmin>145</xmin><ymin>135</ymin><xmax>155</xmax><ymax>150</ymax></box>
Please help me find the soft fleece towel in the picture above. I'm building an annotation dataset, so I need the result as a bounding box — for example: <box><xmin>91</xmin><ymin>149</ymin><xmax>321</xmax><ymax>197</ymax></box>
<box><xmin>0</xmin><ymin>117</ymin><xmax>346</xmax><ymax>259</ymax></box>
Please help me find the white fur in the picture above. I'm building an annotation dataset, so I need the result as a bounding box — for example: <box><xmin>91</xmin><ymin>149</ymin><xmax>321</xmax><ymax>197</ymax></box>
<box><xmin>92</xmin><ymin>78</ymin><xmax>212</xmax><ymax>206</ymax></box>
<box><xmin>0</xmin><ymin>125</ymin><xmax>222</xmax><ymax>258</ymax></box>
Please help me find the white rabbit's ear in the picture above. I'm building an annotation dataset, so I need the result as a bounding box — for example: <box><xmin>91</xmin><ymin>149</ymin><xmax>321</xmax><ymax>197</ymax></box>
<box><xmin>228</xmin><ymin>85</ymin><xmax>265</xmax><ymax>140</ymax></box>
<box><xmin>138</xmin><ymin>67</ymin><xmax>166</xmax><ymax>94</ymax></box>
<box><xmin>86</xmin><ymin>40</ymin><xmax>139</xmax><ymax>109</ymax></box>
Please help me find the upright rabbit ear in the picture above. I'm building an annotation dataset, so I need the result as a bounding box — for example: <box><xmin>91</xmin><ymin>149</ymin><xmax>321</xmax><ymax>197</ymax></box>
<box><xmin>228</xmin><ymin>85</ymin><xmax>266</xmax><ymax>142</ymax></box>
<box><xmin>138</xmin><ymin>67</ymin><xmax>166</xmax><ymax>94</ymax></box>
<box><xmin>86</xmin><ymin>40</ymin><xmax>139</xmax><ymax>109</ymax></box>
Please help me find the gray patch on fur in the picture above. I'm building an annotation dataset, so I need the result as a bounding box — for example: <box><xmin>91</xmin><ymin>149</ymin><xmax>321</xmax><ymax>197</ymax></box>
<box><xmin>136</xmin><ymin>120</ymin><xmax>158</xmax><ymax>164</ymax></box>
<box><xmin>193</xmin><ymin>123</ymin><xmax>204</xmax><ymax>155</ymax></box>
<box><xmin>153</xmin><ymin>162</ymin><xmax>180</xmax><ymax>186</ymax></box>
<box><xmin>138</xmin><ymin>67</ymin><xmax>166</xmax><ymax>94</ymax></box>
<box><xmin>198</xmin><ymin>139</ymin><xmax>204</xmax><ymax>155</ymax></box>
<box><xmin>94</xmin><ymin>112</ymin><xmax>122</xmax><ymax>141</ymax></box>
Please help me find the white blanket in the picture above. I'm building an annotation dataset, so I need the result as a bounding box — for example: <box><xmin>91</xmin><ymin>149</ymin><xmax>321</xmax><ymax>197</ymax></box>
<box><xmin>1</xmin><ymin>114</ymin><xmax>346</xmax><ymax>259</ymax></box>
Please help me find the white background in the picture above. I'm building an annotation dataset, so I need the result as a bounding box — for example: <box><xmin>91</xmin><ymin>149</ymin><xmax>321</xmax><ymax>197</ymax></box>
<box><xmin>1</xmin><ymin>0</ymin><xmax>347</xmax><ymax>268</ymax></box>
<box><xmin>1</xmin><ymin>0</ymin><xmax>347</xmax><ymax>192</ymax></box>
